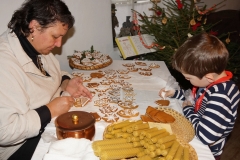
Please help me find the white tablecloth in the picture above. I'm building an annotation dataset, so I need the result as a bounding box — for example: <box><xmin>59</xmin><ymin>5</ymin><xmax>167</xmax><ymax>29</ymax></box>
<box><xmin>31</xmin><ymin>60</ymin><xmax>214</xmax><ymax>160</ymax></box>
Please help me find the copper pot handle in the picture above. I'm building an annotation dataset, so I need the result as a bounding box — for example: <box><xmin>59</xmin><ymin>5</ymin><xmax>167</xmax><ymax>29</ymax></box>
<box><xmin>72</xmin><ymin>114</ymin><xmax>79</xmax><ymax>124</ymax></box>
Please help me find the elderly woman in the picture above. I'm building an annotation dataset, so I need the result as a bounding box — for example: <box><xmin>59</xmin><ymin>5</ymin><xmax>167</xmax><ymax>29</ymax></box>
<box><xmin>0</xmin><ymin>0</ymin><xmax>92</xmax><ymax>159</ymax></box>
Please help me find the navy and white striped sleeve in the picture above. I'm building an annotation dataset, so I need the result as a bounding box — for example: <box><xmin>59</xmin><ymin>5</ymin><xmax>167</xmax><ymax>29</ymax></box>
<box><xmin>171</xmin><ymin>89</ymin><xmax>185</xmax><ymax>100</ymax></box>
<box><xmin>183</xmin><ymin>83</ymin><xmax>240</xmax><ymax>145</ymax></box>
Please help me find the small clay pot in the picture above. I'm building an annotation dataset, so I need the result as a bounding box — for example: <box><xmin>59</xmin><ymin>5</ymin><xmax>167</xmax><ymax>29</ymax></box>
<box><xmin>55</xmin><ymin>111</ymin><xmax>95</xmax><ymax>140</ymax></box>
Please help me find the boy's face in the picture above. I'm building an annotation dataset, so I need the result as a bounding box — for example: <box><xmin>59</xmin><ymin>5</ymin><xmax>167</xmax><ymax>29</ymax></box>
<box><xmin>182</xmin><ymin>73</ymin><xmax>211</xmax><ymax>87</ymax></box>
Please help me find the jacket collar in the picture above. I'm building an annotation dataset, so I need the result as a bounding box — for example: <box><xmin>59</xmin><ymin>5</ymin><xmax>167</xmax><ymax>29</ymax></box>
<box><xmin>6</xmin><ymin>29</ymin><xmax>46</xmax><ymax>77</ymax></box>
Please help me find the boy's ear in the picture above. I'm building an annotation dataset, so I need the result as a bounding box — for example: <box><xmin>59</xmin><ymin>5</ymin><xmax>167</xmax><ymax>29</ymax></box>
<box><xmin>204</xmin><ymin>73</ymin><xmax>214</xmax><ymax>83</ymax></box>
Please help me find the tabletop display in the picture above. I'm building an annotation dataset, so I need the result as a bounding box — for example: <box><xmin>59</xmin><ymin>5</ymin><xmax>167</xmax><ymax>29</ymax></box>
<box><xmin>32</xmin><ymin>60</ymin><xmax>214</xmax><ymax>160</ymax></box>
<box><xmin>69</xmin><ymin>48</ymin><xmax>112</xmax><ymax>70</ymax></box>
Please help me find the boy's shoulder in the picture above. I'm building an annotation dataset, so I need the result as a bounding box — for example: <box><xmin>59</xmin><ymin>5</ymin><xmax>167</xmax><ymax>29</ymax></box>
<box><xmin>210</xmin><ymin>80</ymin><xmax>240</xmax><ymax>95</ymax></box>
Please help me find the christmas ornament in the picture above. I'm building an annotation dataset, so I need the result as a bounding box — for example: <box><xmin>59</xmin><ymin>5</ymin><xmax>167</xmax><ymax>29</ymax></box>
<box><xmin>191</xmin><ymin>22</ymin><xmax>201</xmax><ymax>31</ymax></box>
<box><xmin>190</xmin><ymin>19</ymin><xmax>196</xmax><ymax>25</ymax></box>
<box><xmin>176</xmin><ymin>0</ymin><xmax>183</xmax><ymax>10</ymax></box>
<box><xmin>226</xmin><ymin>33</ymin><xmax>231</xmax><ymax>44</ymax></box>
<box><xmin>155</xmin><ymin>10</ymin><xmax>162</xmax><ymax>16</ymax></box>
<box><xmin>162</xmin><ymin>17</ymin><xmax>167</xmax><ymax>24</ymax></box>
<box><xmin>197</xmin><ymin>16</ymin><xmax>202</xmax><ymax>21</ymax></box>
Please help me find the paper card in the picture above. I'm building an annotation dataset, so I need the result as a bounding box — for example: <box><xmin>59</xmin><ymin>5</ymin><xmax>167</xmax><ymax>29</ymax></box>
<box><xmin>148</xmin><ymin>122</ymin><xmax>172</xmax><ymax>134</ymax></box>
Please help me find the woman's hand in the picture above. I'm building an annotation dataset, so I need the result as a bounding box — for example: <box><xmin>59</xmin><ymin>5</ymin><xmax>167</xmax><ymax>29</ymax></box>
<box><xmin>46</xmin><ymin>96</ymin><xmax>74</xmax><ymax>118</ymax></box>
<box><xmin>159</xmin><ymin>88</ymin><xmax>175</xmax><ymax>98</ymax></box>
<box><xmin>64</xmin><ymin>77</ymin><xmax>92</xmax><ymax>99</ymax></box>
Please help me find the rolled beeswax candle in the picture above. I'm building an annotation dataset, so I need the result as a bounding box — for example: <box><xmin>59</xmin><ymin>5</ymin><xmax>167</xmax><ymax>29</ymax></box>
<box><xmin>173</xmin><ymin>145</ymin><xmax>183</xmax><ymax>160</ymax></box>
<box><xmin>166</xmin><ymin>141</ymin><xmax>180</xmax><ymax>160</ymax></box>
<box><xmin>140</xmin><ymin>127</ymin><xmax>158</xmax><ymax>137</ymax></box>
<box><xmin>137</xmin><ymin>155</ymin><xmax>152</xmax><ymax>160</ymax></box>
<box><xmin>157</xmin><ymin>135</ymin><xmax>176</xmax><ymax>144</ymax></box>
<box><xmin>151</xmin><ymin>132</ymin><xmax>170</xmax><ymax>143</ymax></box>
<box><xmin>133</xmin><ymin>141</ymin><xmax>142</xmax><ymax>147</ymax></box>
<box><xmin>134</xmin><ymin>123</ymin><xmax>149</xmax><ymax>130</ymax></box>
<box><xmin>183</xmin><ymin>147</ymin><xmax>190</xmax><ymax>160</ymax></box>
<box><xmin>96</xmin><ymin>143</ymin><xmax>134</xmax><ymax>154</ymax></box>
<box><xmin>112</xmin><ymin>120</ymin><xmax>130</xmax><ymax>129</ymax></box>
<box><xmin>92</xmin><ymin>138</ymin><xmax>127</xmax><ymax>149</ymax></box>
<box><xmin>160</xmin><ymin>140</ymin><xmax>174</xmax><ymax>150</ymax></box>
<box><xmin>100</xmin><ymin>147</ymin><xmax>143</xmax><ymax>160</ymax></box>
<box><xmin>146</xmin><ymin>129</ymin><xmax>166</xmax><ymax>138</ymax></box>
<box><xmin>122</xmin><ymin>120</ymin><xmax>142</xmax><ymax>132</ymax></box>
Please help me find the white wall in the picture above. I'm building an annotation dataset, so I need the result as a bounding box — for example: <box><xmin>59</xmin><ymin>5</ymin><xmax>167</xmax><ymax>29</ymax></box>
<box><xmin>0</xmin><ymin>0</ymin><xmax>239</xmax><ymax>72</ymax></box>
<box><xmin>0</xmin><ymin>0</ymin><xmax>121</xmax><ymax>73</ymax></box>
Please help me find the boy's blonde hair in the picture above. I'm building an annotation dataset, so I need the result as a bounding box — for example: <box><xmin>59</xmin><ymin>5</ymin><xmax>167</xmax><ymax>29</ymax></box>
<box><xmin>172</xmin><ymin>33</ymin><xmax>229</xmax><ymax>79</ymax></box>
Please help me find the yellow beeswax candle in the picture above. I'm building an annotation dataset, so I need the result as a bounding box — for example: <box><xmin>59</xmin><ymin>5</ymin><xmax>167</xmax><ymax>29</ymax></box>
<box><xmin>137</xmin><ymin>155</ymin><xmax>152</xmax><ymax>160</ymax></box>
<box><xmin>132</xmin><ymin>136</ymin><xmax>140</xmax><ymax>142</ymax></box>
<box><xmin>122</xmin><ymin>132</ymin><xmax>132</xmax><ymax>138</ymax></box>
<box><xmin>127</xmin><ymin>136</ymin><xmax>133</xmax><ymax>143</ymax></box>
<box><xmin>173</xmin><ymin>145</ymin><xmax>183</xmax><ymax>160</ymax></box>
<box><xmin>144</xmin><ymin>142</ymin><xmax>150</xmax><ymax>149</ymax></box>
<box><xmin>133</xmin><ymin>129</ymin><xmax>147</xmax><ymax>137</ymax></box>
<box><xmin>100</xmin><ymin>147</ymin><xmax>143</xmax><ymax>160</ymax></box>
<box><xmin>140</xmin><ymin>127</ymin><xmax>158</xmax><ymax>137</ymax></box>
<box><xmin>149</xmin><ymin>151</ymin><xmax>157</xmax><ymax>158</ymax></box>
<box><xmin>104</xmin><ymin>133</ymin><xmax>114</xmax><ymax>139</ymax></box>
<box><xmin>96</xmin><ymin>143</ymin><xmax>134</xmax><ymax>155</ymax></box>
<box><xmin>166</xmin><ymin>141</ymin><xmax>180</xmax><ymax>160</ymax></box>
<box><xmin>161</xmin><ymin>149</ymin><xmax>169</xmax><ymax>156</ymax></box>
<box><xmin>140</xmin><ymin>140</ymin><xmax>146</xmax><ymax>146</ymax></box>
<box><xmin>122</xmin><ymin>120</ymin><xmax>142</xmax><ymax>132</ymax></box>
<box><xmin>139</xmin><ymin>135</ymin><xmax>145</xmax><ymax>140</ymax></box>
<box><xmin>145</xmin><ymin>137</ymin><xmax>154</xmax><ymax>145</ymax></box>
<box><xmin>146</xmin><ymin>129</ymin><xmax>166</xmax><ymax>139</ymax></box>
<box><xmin>183</xmin><ymin>147</ymin><xmax>190</xmax><ymax>160</ymax></box>
<box><xmin>111</xmin><ymin>129</ymin><xmax>122</xmax><ymax>134</ymax></box>
<box><xmin>160</xmin><ymin>141</ymin><xmax>174</xmax><ymax>150</ymax></box>
<box><xmin>133</xmin><ymin>141</ymin><xmax>142</xmax><ymax>147</ymax></box>
<box><xmin>112</xmin><ymin>120</ymin><xmax>130</xmax><ymax>129</ymax></box>
<box><xmin>151</xmin><ymin>132</ymin><xmax>170</xmax><ymax>143</ymax></box>
<box><xmin>92</xmin><ymin>138</ymin><xmax>127</xmax><ymax>149</ymax></box>
<box><xmin>137</xmin><ymin>151</ymin><xmax>146</xmax><ymax>157</ymax></box>
<box><xmin>144</xmin><ymin>148</ymin><xmax>150</xmax><ymax>155</ymax></box>
<box><xmin>107</xmin><ymin>125</ymin><xmax>114</xmax><ymax>132</ymax></box>
<box><xmin>148</xmin><ymin>144</ymin><xmax>156</xmax><ymax>151</ymax></box>
<box><xmin>134</xmin><ymin>123</ymin><xmax>149</xmax><ymax>130</ymax></box>
<box><xmin>127</xmin><ymin>127</ymin><xmax>134</xmax><ymax>133</ymax></box>
<box><xmin>157</xmin><ymin>135</ymin><xmax>176</xmax><ymax>144</ymax></box>
<box><xmin>115</xmin><ymin>132</ymin><xmax>123</xmax><ymax>138</ymax></box>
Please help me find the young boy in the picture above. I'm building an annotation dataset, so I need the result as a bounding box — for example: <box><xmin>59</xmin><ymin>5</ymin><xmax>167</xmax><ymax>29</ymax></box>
<box><xmin>159</xmin><ymin>33</ymin><xmax>240</xmax><ymax>159</ymax></box>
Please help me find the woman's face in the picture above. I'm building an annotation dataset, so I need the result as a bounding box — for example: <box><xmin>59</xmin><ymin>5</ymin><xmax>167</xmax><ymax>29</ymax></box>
<box><xmin>28</xmin><ymin>20</ymin><xmax>69</xmax><ymax>55</ymax></box>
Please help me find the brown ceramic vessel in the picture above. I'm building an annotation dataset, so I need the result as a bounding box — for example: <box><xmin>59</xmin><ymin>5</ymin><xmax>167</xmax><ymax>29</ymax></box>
<box><xmin>55</xmin><ymin>111</ymin><xmax>95</xmax><ymax>140</ymax></box>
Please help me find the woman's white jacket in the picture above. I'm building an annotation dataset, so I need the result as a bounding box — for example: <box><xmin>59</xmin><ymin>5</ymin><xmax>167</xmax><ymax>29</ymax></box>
<box><xmin>0</xmin><ymin>29</ymin><xmax>69</xmax><ymax>159</ymax></box>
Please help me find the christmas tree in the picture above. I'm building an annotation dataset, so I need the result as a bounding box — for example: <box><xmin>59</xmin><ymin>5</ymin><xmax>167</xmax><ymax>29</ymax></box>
<box><xmin>132</xmin><ymin>0</ymin><xmax>240</xmax><ymax>87</ymax></box>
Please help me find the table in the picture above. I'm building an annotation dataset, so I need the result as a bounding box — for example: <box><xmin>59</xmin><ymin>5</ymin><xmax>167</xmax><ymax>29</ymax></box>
<box><xmin>32</xmin><ymin>60</ymin><xmax>214</xmax><ymax>160</ymax></box>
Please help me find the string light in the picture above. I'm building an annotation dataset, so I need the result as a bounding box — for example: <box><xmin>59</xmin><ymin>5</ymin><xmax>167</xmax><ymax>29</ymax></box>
<box><xmin>133</xmin><ymin>11</ymin><xmax>165</xmax><ymax>50</ymax></box>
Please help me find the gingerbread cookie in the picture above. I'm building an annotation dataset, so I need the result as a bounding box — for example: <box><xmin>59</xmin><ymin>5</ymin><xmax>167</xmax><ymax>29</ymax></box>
<box><xmin>155</xmin><ymin>99</ymin><xmax>170</xmax><ymax>106</ymax></box>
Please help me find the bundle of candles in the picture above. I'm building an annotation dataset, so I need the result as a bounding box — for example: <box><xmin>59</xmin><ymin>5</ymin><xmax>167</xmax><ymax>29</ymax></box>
<box><xmin>92</xmin><ymin>120</ymin><xmax>192</xmax><ymax>160</ymax></box>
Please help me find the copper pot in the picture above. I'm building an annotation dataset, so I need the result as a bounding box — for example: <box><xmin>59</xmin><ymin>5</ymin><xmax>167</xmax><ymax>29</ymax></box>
<box><xmin>55</xmin><ymin>111</ymin><xmax>95</xmax><ymax>140</ymax></box>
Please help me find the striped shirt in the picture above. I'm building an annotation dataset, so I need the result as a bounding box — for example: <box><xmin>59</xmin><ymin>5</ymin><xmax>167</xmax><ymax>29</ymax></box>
<box><xmin>172</xmin><ymin>80</ymin><xmax>240</xmax><ymax>156</ymax></box>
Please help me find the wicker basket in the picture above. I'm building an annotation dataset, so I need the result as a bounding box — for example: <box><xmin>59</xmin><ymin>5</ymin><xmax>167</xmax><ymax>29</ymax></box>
<box><xmin>157</xmin><ymin>107</ymin><xmax>195</xmax><ymax>143</ymax></box>
<box><xmin>103</xmin><ymin>118</ymin><xmax>198</xmax><ymax>160</ymax></box>
<box><xmin>69</xmin><ymin>56</ymin><xmax>112</xmax><ymax>70</ymax></box>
